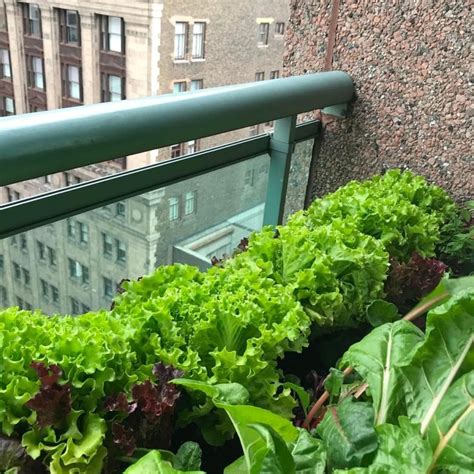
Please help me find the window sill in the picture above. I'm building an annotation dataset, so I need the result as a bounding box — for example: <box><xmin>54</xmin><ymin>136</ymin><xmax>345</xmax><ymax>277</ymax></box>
<box><xmin>191</xmin><ymin>58</ymin><xmax>206</xmax><ymax>63</ymax></box>
<box><xmin>173</xmin><ymin>59</ymin><xmax>190</xmax><ymax>64</ymax></box>
<box><xmin>257</xmin><ymin>44</ymin><xmax>270</xmax><ymax>48</ymax></box>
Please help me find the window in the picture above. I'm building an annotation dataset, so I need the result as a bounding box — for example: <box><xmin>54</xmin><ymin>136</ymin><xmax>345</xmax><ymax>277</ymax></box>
<box><xmin>22</xmin><ymin>268</ymin><xmax>30</xmax><ymax>286</ymax></box>
<box><xmin>170</xmin><ymin>144</ymin><xmax>183</xmax><ymax>158</ymax></box>
<box><xmin>100</xmin><ymin>16</ymin><xmax>124</xmax><ymax>53</ymax></box>
<box><xmin>0</xmin><ymin>286</ymin><xmax>7</xmax><ymax>305</ymax></box>
<box><xmin>103</xmin><ymin>277</ymin><xmax>114</xmax><ymax>297</ymax></box>
<box><xmin>185</xmin><ymin>191</ymin><xmax>196</xmax><ymax>215</ymax></box>
<box><xmin>173</xmin><ymin>81</ymin><xmax>186</xmax><ymax>93</ymax></box>
<box><xmin>40</xmin><ymin>279</ymin><xmax>49</xmax><ymax>298</ymax></box>
<box><xmin>192</xmin><ymin>22</ymin><xmax>205</xmax><ymax>59</ymax></box>
<box><xmin>64</xmin><ymin>172</ymin><xmax>73</xmax><ymax>186</ymax></box>
<box><xmin>82</xmin><ymin>304</ymin><xmax>90</xmax><ymax>313</ymax></box>
<box><xmin>13</xmin><ymin>262</ymin><xmax>21</xmax><ymax>281</ymax></box>
<box><xmin>1</xmin><ymin>96</ymin><xmax>15</xmax><ymax>116</ymax></box>
<box><xmin>245</xmin><ymin>169</ymin><xmax>255</xmax><ymax>186</ymax></box>
<box><xmin>116</xmin><ymin>202</ymin><xmax>126</xmax><ymax>217</ymax></box>
<box><xmin>275</xmin><ymin>22</ymin><xmax>285</xmax><ymax>35</ymax></box>
<box><xmin>102</xmin><ymin>233</ymin><xmax>113</xmax><ymax>257</ymax></box>
<box><xmin>51</xmin><ymin>285</ymin><xmax>59</xmax><ymax>304</ymax></box>
<box><xmin>58</xmin><ymin>9</ymin><xmax>80</xmax><ymax>44</ymax></box>
<box><xmin>48</xmin><ymin>246</ymin><xmax>57</xmax><ymax>266</ymax></box>
<box><xmin>6</xmin><ymin>187</ymin><xmax>20</xmax><ymax>201</ymax></box>
<box><xmin>71</xmin><ymin>297</ymin><xmax>80</xmax><ymax>314</ymax></box>
<box><xmin>20</xmin><ymin>234</ymin><xmax>28</xmax><ymax>252</ymax></box>
<box><xmin>187</xmin><ymin>140</ymin><xmax>198</xmax><ymax>154</ymax></box>
<box><xmin>174</xmin><ymin>22</ymin><xmax>187</xmax><ymax>59</ymax></box>
<box><xmin>190</xmin><ymin>79</ymin><xmax>203</xmax><ymax>91</ymax></box>
<box><xmin>258</xmin><ymin>23</ymin><xmax>269</xmax><ymax>45</ymax></box>
<box><xmin>116</xmin><ymin>240</ymin><xmax>126</xmax><ymax>263</ymax></box>
<box><xmin>67</xmin><ymin>218</ymin><xmax>76</xmax><ymax>238</ymax></box>
<box><xmin>0</xmin><ymin>254</ymin><xmax>3</xmax><ymax>272</ymax></box>
<box><xmin>62</xmin><ymin>64</ymin><xmax>82</xmax><ymax>100</ymax></box>
<box><xmin>16</xmin><ymin>296</ymin><xmax>31</xmax><ymax>310</ymax></box>
<box><xmin>37</xmin><ymin>241</ymin><xmax>45</xmax><ymax>260</ymax></box>
<box><xmin>255</xmin><ymin>72</ymin><xmax>265</xmax><ymax>82</ymax></box>
<box><xmin>22</xmin><ymin>3</ymin><xmax>41</xmax><ymax>37</ymax></box>
<box><xmin>169</xmin><ymin>197</ymin><xmax>179</xmax><ymax>221</ymax></box>
<box><xmin>79</xmin><ymin>222</ymin><xmax>89</xmax><ymax>244</ymax></box>
<box><xmin>102</xmin><ymin>74</ymin><xmax>124</xmax><ymax>102</ymax></box>
<box><xmin>26</xmin><ymin>56</ymin><xmax>44</xmax><ymax>90</ymax></box>
<box><xmin>270</xmin><ymin>70</ymin><xmax>280</xmax><ymax>80</ymax></box>
<box><xmin>0</xmin><ymin>48</ymin><xmax>11</xmax><ymax>79</ymax></box>
<box><xmin>10</xmin><ymin>236</ymin><xmax>17</xmax><ymax>246</ymax></box>
<box><xmin>68</xmin><ymin>258</ymin><xmax>89</xmax><ymax>285</ymax></box>
<box><xmin>43</xmin><ymin>175</ymin><xmax>52</xmax><ymax>184</ymax></box>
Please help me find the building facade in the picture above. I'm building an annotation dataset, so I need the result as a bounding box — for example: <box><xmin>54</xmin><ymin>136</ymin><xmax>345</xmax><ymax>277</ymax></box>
<box><xmin>0</xmin><ymin>0</ymin><xmax>289</xmax><ymax>314</ymax></box>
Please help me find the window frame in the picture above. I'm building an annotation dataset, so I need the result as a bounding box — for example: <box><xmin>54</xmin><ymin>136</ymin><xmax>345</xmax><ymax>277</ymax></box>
<box><xmin>0</xmin><ymin>48</ymin><xmax>11</xmax><ymax>79</ymax></box>
<box><xmin>100</xmin><ymin>15</ymin><xmax>125</xmax><ymax>54</ymax></box>
<box><xmin>275</xmin><ymin>22</ymin><xmax>285</xmax><ymax>36</ymax></box>
<box><xmin>258</xmin><ymin>22</ymin><xmax>270</xmax><ymax>45</ymax></box>
<box><xmin>192</xmin><ymin>22</ymin><xmax>206</xmax><ymax>59</ymax></box>
<box><xmin>62</xmin><ymin>63</ymin><xmax>82</xmax><ymax>101</ymax></box>
<box><xmin>26</xmin><ymin>55</ymin><xmax>45</xmax><ymax>90</ymax></box>
<box><xmin>101</xmin><ymin>73</ymin><xmax>125</xmax><ymax>102</ymax></box>
<box><xmin>174</xmin><ymin>22</ymin><xmax>188</xmax><ymax>60</ymax></box>
<box><xmin>22</xmin><ymin>3</ymin><xmax>42</xmax><ymax>38</ymax></box>
<box><xmin>169</xmin><ymin>197</ymin><xmax>180</xmax><ymax>221</ymax></box>
<box><xmin>185</xmin><ymin>191</ymin><xmax>196</xmax><ymax>216</ymax></box>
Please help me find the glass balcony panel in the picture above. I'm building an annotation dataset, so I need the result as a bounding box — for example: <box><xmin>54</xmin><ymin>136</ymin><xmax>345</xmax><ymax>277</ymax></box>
<box><xmin>0</xmin><ymin>154</ymin><xmax>270</xmax><ymax>314</ymax></box>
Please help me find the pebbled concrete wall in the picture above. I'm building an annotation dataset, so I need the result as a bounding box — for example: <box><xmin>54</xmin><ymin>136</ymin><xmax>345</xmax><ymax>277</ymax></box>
<box><xmin>284</xmin><ymin>0</ymin><xmax>473</xmax><ymax>202</ymax></box>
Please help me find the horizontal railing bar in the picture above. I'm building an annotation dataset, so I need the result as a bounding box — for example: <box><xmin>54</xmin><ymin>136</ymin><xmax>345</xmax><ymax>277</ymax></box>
<box><xmin>294</xmin><ymin>120</ymin><xmax>321</xmax><ymax>142</ymax></box>
<box><xmin>0</xmin><ymin>72</ymin><xmax>352</xmax><ymax>187</ymax></box>
<box><xmin>0</xmin><ymin>134</ymin><xmax>272</xmax><ymax>238</ymax></box>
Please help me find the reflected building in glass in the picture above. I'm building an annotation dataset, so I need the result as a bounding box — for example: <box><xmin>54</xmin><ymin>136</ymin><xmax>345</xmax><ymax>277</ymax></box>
<box><xmin>0</xmin><ymin>0</ymin><xmax>289</xmax><ymax>314</ymax></box>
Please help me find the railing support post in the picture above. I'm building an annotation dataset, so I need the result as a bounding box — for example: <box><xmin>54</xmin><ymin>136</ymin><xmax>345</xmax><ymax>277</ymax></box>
<box><xmin>263</xmin><ymin>115</ymin><xmax>297</xmax><ymax>226</ymax></box>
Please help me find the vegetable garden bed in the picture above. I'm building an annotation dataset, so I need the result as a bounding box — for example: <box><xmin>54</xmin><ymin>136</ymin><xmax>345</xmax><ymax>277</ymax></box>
<box><xmin>0</xmin><ymin>170</ymin><xmax>472</xmax><ymax>473</ymax></box>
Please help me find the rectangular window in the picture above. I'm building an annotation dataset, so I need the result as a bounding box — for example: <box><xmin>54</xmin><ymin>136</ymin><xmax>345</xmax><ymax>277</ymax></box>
<box><xmin>185</xmin><ymin>191</ymin><xmax>196</xmax><ymax>215</ymax></box>
<box><xmin>71</xmin><ymin>297</ymin><xmax>80</xmax><ymax>314</ymax></box>
<box><xmin>37</xmin><ymin>241</ymin><xmax>45</xmax><ymax>260</ymax></box>
<box><xmin>6</xmin><ymin>187</ymin><xmax>21</xmax><ymax>201</ymax></box>
<box><xmin>258</xmin><ymin>23</ymin><xmax>269</xmax><ymax>45</ymax></box>
<box><xmin>78</xmin><ymin>222</ymin><xmax>89</xmax><ymax>244</ymax></box>
<box><xmin>23</xmin><ymin>3</ymin><xmax>41</xmax><ymax>37</ymax></box>
<box><xmin>40</xmin><ymin>279</ymin><xmax>49</xmax><ymax>298</ymax></box>
<box><xmin>13</xmin><ymin>262</ymin><xmax>21</xmax><ymax>281</ymax></box>
<box><xmin>116</xmin><ymin>202</ymin><xmax>126</xmax><ymax>217</ymax></box>
<box><xmin>173</xmin><ymin>81</ymin><xmax>186</xmax><ymax>93</ymax></box>
<box><xmin>68</xmin><ymin>258</ymin><xmax>89</xmax><ymax>284</ymax></box>
<box><xmin>43</xmin><ymin>175</ymin><xmax>52</xmax><ymax>184</ymax></box>
<box><xmin>270</xmin><ymin>70</ymin><xmax>280</xmax><ymax>80</ymax></box>
<box><xmin>0</xmin><ymin>254</ymin><xmax>3</xmax><ymax>272</ymax></box>
<box><xmin>62</xmin><ymin>64</ymin><xmax>82</xmax><ymax>100</ymax></box>
<box><xmin>245</xmin><ymin>169</ymin><xmax>255</xmax><ymax>186</ymax></box>
<box><xmin>102</xmin><ymin>233</ymin><xmax>113</xmax><ymax>257</ymax></box>
<box><xmin>48</xmin><ymin>246</ymin><xmax>57</xmax><ymax>266</ymax></box>
<box><xmin>102</xmin><ymin>74</ymin><xmax>124</xmax><ymax>102</ymax></box>
<box><xmin>190</xmin><ymin>79</ymin><xmax>203</xmax><ymax>91</ymax></box>
<box><xmin>103</xmin><ymin>277</ymin><xmax>114</xmax><ymax>297</ymax></box>
<box><xmin>187</xmin><ymin>140</ymin><xmax>198</xmax><ymax>154</ymax></box>
<box><xmin>58</xmin><ymin>9</ymin><xmax>80</xmax><ymax>44</ymax></box>
<box><xmin>170</xmin><ymin>144</ymin><xmax>183</xmax><ymax>158</ymax></box>
<box><xmin>0</xmin><ymin>48</ymin><xmax>11</xmax><ymax>79</ymax></box>
<box><xmin>64</xmin><ymin>172</ymin><xmax>73</xmax><ymax>186</ymax></box>
<box><xmin>169</xmin><ymin>197</ymin><xmax>179</xmax><ymax>221</ymax></box>
<box><xmin>20</xmin><ymin>234</ymin><xmax>28</xmax><ymax>252</ymax></box>
<box><xmin>51</xmin><ymin>285</ymin><xmax>59</xmax><ymax>303</ymax></box>
<box><xmin>67</xmin><ymin>218</ymin><xmax>76</xmax><ymax>238</ymax></box>
<box><xmin>82</xmin><ymin>304</ymin><xmax>90</xmax><ymax>313</ymax></box>
<box><xmin>116</xmin><ymin>240</ymin><xmax>126</xmax><ymax>263</ymax></box>
<box><xmin>26</xmin><ymin>56</ymin><xmax>44</xmax><ymax>90</ymax></box>
<box><xmin>174</xmin><ymin>22</ymin><xmax>187</xmax><ymax>59</ymax></box>
<box><xmin>100</xmin><ymin>16</ymin><xmax>124</xmax><ymax>53</ymax></box>
<box><xmin>1</xmin><ymin>96</ymin><xmax>15</xmax><ymax>116</ymax></box>
<box><xmin>0</xmin><ymin>286</ymin><xmax>7</xmax><ymax>305</ymax></box>
<box><xmin>22</xmin><ymin>268</ymin><xmax>30</xmax><ymax>286</ymax></box>
<box><xmin>275</xmin><ymin>22</ymin><xmax>285</xmax><ymax>35</ymax></box>
<box><xmin>255</xmin><ymin>72</ymin><xmax>265</xmax><ymax>82</ymax></box>
<box><xmin>192</xmin><ymin>22</ymin><xmax>205</xmax><ymax>59</ymax></box>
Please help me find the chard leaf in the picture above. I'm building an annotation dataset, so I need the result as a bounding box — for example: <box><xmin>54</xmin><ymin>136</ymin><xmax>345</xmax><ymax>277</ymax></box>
<box><xmin>290</xmin><ymin>429</ymin><xmax>326</xmax><ymax>474</ymax></box>
<box><xmin>402</xmin><ymin>290</ymin><xmax>474</xmax><ymax>435</ymax></box>
<box><xmin>283</xmin><ymin>382</ymin><xmax>310</xmax><ymax>414</ymax></box>
<box><xmin>174</xmin><ymin>441</ymin><xmax>202</xmax><ymax>472</ymax></box>
<box><xmin>365</xmin><ymin>300</ymin><xmax>400</xmax><ymax>327</ymax></box>
<box><xmin>341</xmin><ymin>320</ymin><xmax>423</xmax><ymax>424</ymax></box>
<box><xmin>335</xmin><ymin>417</ymin><xmax>432</xmax><ymax>473</ymax></box>
<box><xmin>172</xmin><ymin>379</ymin><xmax>250</xmax><ymax>405</ymax></box>
<box><xmin>124</xmin><ymin>450</ymin><xmax>205</xmax><ymax>473</ymax></box>
<box><xmin>316</xmin><ymin>398</ymin><xmax>378</xmax><ymax>469</ymax></box>
<box><xmin>249</xmin><ymin>424</ymin><xmax>295</xmax><ymax>474</ymax></box>
<box><xmin>324</xmin><ymin>368</ymin><xmax>345</xmax><ymax>397</ymax></box>
<box><xmin>426</xmin><ymin>372</ymin><xmax>474</xmax><ymax>473</ymax></box>
<box><xmin>224</xmin><ymin>456</ymin><xmax>246</xmax><ymax>474</ymax></box>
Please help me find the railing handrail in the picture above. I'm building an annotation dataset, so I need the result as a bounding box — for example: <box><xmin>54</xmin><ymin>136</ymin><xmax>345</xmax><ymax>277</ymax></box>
<box><xmin>0</xmin><ymin>72</ymin><xmax>353</xmax><ymax>187</ymax></box>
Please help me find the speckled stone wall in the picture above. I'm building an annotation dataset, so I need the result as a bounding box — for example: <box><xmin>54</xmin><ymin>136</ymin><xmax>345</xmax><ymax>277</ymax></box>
<box><xmin>284</xmin><ymin>0</ymin><xmax>473</xmax><ymax>201</ymax></box>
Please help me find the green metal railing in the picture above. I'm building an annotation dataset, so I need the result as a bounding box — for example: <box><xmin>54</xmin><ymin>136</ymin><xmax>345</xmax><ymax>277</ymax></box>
<box><xmin>0</xmin><ymin>72</ymin><xmax>353</xmax><ymax>238</ymax></box>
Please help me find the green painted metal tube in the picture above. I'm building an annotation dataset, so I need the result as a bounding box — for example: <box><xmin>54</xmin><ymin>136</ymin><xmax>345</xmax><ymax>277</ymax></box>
<box><xmin>0</xmin><ymin>72</ymin><xmax>353</xmax><ymax>186</ymax></box>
